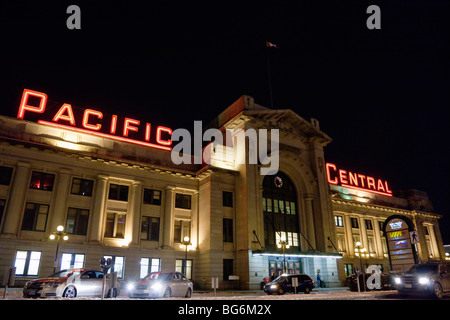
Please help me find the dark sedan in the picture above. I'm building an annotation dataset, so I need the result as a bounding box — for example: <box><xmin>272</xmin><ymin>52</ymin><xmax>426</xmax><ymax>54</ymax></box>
<box><xmin>264</xmin><ymin>274</ymin><xmax>314</xmax><ymax>295</ymax></box>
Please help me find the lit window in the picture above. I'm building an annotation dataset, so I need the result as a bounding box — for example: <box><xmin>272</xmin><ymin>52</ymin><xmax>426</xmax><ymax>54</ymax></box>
<box><xmin>140</xmin><ymin>258</ymin><xmax>161</xmax><ymax>278</ymax></box>
<box><xmin>335</xmin><ymin>215</ymin><xmax>344</xmax><ymax>227</ymax></box>
<box><xmin>103</xmin><ymin>255</ymin><xmax>125</xmax><ymax>279</ymax></box>
<box><xmin>29</xmin><ymin>171</ymin><xmax>55</xmax><ymax>191</ymax></box>
<box><xmin>104</xmin><ymin>212</ymin><xmax>126</xmax><ymax>238</ymax></box>
<box><xmin>61</xmin><ymin>253</ymin><xmax>85</xmax><ymax>269</ymax></box>
<box><xmin>14</xmin><ymin>250</ymin><xmax>41</xmax><ymax>276</ymax></box>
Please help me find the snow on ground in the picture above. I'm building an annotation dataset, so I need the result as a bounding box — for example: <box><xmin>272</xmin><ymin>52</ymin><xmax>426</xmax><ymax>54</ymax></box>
<box><xmin>0</xmin><ymin>288</ymin><xmax>399</xmax><ymax>300</ymax></box>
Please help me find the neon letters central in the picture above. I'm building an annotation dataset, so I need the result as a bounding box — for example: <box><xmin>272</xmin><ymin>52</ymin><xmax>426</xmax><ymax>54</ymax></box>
<box><xmin>17</xmin><ymin>89</ymin><xmax>173</xmax><ymax>151</ymax></box>
<box><xmin>326</xmin><ymin>162</ymin><xmax>392</xmax><ymax>197</ymax></box>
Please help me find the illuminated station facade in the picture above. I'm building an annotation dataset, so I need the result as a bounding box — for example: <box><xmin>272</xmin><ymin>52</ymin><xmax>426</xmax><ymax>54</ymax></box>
<box><xmin>0</xmin><ymin>89</ymin><xmax>445</xmax><ymax>289</ymax></box>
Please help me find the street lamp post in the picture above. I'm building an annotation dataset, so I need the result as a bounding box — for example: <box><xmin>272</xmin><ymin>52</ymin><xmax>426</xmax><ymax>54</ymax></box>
<box><xmin>277</xmin><ymin>240</ymin><xmax>290</xmax><ymax>274</ymax></box>
<box><xmin>180</xmin><ymin>236</ymin><xmax>191</xmax><ymax>277</ymax></box>
<box><xmin>49</xmin><ymin>225</ymin><xmax>69</xmax><ymax>274</ymax></box>
<box><xmin>355</xmin><ymin>241</ymin><xmax>366</xmax><ymax>291</ymax></box>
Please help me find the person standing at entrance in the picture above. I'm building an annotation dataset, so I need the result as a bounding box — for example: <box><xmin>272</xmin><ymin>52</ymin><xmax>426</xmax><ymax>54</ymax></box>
<box><xmin>316</xmin><ymin>271</ymin><xmax>321</xmax><ymax>288</ymax></box>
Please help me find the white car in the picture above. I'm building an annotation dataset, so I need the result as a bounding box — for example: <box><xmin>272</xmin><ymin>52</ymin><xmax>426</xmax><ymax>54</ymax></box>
<box><xmin>127</xmin><ymin>272</ymin><xmax>193</xmax><ymax>298</ymax></box>
<box><xmin>23</xmin><ymin>268</ymin><xmax>119</xmax><ymax>298</ymax></box>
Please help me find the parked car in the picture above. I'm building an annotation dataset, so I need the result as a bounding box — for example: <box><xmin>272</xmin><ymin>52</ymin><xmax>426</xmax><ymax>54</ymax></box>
<box><xmin>393</xmin><ymin>263</ymin><xmax>450</xmax><ymax>299</ymax></box>
<box><xmin>264</xmin><ymin>274</ymin><xmax>314</xmax><ymax>295</ymax></box>
<box><xmin>127</xmin><ymin>272</ymin><xmax>193</xmax><ymax>298</ymax></box>
<box><xmin>346</xmin><ymin>272</ymin><xmax>392</xmax><ymax>291</ymax></box>
<box><xmin>23</xmin><ymin>268</ymin><xmax>119</xmax><ymax>298</ymax></box>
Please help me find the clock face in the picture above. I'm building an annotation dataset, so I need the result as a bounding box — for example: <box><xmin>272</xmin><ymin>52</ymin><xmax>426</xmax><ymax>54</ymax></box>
<box><xmin>274</xmin><ymin>176</ymin><xmax>283</xmax><ymax>188</ymax></box>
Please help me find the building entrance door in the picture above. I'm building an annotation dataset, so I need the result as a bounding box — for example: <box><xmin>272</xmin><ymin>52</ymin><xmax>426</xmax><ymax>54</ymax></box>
<box><xmin>268</xmin><ymin>258</ymin><xmax>302</xmax><ymax>277</ymax></box>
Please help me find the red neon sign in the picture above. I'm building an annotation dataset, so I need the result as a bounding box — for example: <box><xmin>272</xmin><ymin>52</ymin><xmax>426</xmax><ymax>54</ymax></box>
<box><xmin>326</xmin><ymin>162</ymin><xmax>392</xmax><ymax>197</ymax></box>
<box><xmin>17</xmin><ymin>89</ymin><xmax>172</xmax><ymax>151</ymax></box>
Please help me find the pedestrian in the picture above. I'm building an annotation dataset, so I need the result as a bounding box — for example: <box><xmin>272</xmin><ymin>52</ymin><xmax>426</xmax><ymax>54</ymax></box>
<box><xmin>316</xmin><ymin>271</ymin><xmax>321</xmax><ymax>288</ymax></box>
<box><xmin>270</xmin><ymin>272</ymin><xmax>276</xmax><ymax>282</ymax></box>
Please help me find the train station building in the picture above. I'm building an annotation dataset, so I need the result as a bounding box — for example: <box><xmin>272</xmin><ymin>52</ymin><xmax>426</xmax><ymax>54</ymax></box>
<box><xmin>0</xmin><ymin>90</ymin><xmax>445</xmax><ymax>289</ymax></box>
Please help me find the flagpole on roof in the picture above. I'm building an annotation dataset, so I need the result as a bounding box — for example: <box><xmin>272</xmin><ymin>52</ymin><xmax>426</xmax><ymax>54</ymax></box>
<box><xmin>265</xmin><ymin>41</ymin><xmax>279</xmax><ymax>109</ymax></box>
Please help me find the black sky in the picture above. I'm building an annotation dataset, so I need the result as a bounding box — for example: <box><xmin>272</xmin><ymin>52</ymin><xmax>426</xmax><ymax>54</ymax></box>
<box><xmin>0</xmin><ymin>1</ymin><xmax>448</xmax><ymax>243</ymax></box>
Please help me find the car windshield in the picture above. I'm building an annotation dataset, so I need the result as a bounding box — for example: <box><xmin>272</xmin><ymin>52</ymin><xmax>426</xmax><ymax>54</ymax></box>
<box><xmin>272</xmin><ymin>276</ymin><xmax>288</xmax><ymax>283</ymax></box>
<box><xmin>408</xmin><ymin>265</ymin><xmax>438</xmax><ymax>274</ymax></box>
<box><xmin>48</xmin><ymin>270</ymin><xmax>81</xmax><ymax>278</ymax></box>
<box><xmin>143</xmin><ymin>272</ymin><xmax>172</xmax><ymax>281</ymax></box>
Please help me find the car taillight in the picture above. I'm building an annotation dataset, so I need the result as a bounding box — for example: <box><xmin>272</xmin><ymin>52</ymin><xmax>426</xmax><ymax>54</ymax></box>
<box><xmin>312</xmin><ymin>280</ymin><xmax>314</xmax><ymax>284</ymax></box>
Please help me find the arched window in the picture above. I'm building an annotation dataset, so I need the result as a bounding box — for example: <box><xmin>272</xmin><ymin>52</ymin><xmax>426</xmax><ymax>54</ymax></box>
<box><xmin>262</xmin><ymin>172</ymin><xmax>300</xmax><ymax>251</ymax></box>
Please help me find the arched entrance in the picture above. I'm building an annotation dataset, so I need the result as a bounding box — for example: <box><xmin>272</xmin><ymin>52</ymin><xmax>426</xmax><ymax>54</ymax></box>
<box><xmin>262</xmin><ymin>172</ymin><xmax>302</xmax><ymax>275</ymax></box>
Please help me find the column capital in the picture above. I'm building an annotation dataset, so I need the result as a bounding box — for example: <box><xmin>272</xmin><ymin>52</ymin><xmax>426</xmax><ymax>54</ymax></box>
<box><xmin>166</xmin><ymin>185</ymin><xmax>177</xmax><ymax>191</ymax></box>
<box><xmin>97</xmin><ymin>174</ymin><xmax>109</xmax><ymax>181</ymax></box>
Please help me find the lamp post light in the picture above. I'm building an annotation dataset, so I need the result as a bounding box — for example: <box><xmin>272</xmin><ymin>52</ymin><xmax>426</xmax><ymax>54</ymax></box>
<box><xmin>277</xmin><ymin>240</ymin><xmax>290</xmax><ymax>274</ymax></box>
<box><xmin>355</xmin><ymin>241</ymin><xmax>366</xmax><ymax>291</ymax></box>
<box><xmin>49</xmin><ymin>225</ymin><xmax>69</xmax><ymax>274</ymax></box>
<box><xmin>180</xmin><ymin>236</ymin><xmax>192</xmax><ymax>277</ymax></box>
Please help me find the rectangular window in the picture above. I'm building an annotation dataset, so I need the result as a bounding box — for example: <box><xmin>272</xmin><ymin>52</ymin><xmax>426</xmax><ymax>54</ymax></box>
<box><xmin>262</xmin><ymin>198</ymin><xmax>267</xmax><ymax>211</ymax></box>
<box><xmin>29</xmin><ymin>171</ymin><xmax>55</xmax><ymax>191</ymax></box>
<box><xmin>273</xmin><ymin>199</ymin><xmax>279</xmax><ymax>213</ymax></box>
<box><xmin>65</xmin><ymin>207</ymin><xmax>89</xmax><ymax>235</ymax></box>
<box><xmin>337</xmin><ymin>234</ymin><xmax>346</xmax><ymax>252</ymax></box>
<box><xmin>266</xmin><ymin>198</ymin><xmax>272</xmax><ymax>212</ymax></box>
<box><xmin>141</xmin><ymin>217</ymin><xmax>160</xmax><ymax>241</ymax></box>
<box><xmin>140</xmin><ymin>258</ymin><xmax>161</xmax><ymax>278</ymax></box>
<box><xmin>223</xmin><ymin>259</ymin><xmax>234</xmax><ymax>280</ymax></box>
<box><xmin>368</xmin><ymin>236</ymin><xmax>376</xmax><ymax>253</ymax></box>
<box><xmin>222</xmin><ymin>191</ymin><xmax>233</xmax><ymax>207</ymax></box>
<box><xmin>175</xmin><ymin>259</ymin><xmax>192</xmax><ymax>279</ymax></box>
<box><xmin>175</xmin><ymin>194</ymin><xmax>191</xmax><ymax>209</ymax></box>
<box><xmin>103</xmin><ymin>255</ymin><xmax>125</xmax><ymax>279</ymax></box>
<box><xmin>108</xmin><ymin>184</ymin><xmax>129</xmax><ymax>201</ymax></box>
<box><xmin>365</xmin><ymin>219</ymin><xmax>373</xmax><ymax>230</ymax></box>
<box><xmin>351</xmin><ymin>217</ymin><xmax>359</xmax><ymax>229</ymax></box>
<box><xmin>223</xmin><ymin>218</ymin><xmax>233</xmax><ymax>242</ymax></box>
<box><xmin>104</xmin><ymin>212</ymin><xmax>126</xmax><ymax>238</ymax></box>
<box><xmin>174</xmin><ymin>220</ymin><xmax>191</xmax><ymax>243</ymax></box>
<box><xmin>143</xmin><ymin>189</ymin><xmax>162</xmax><ymax>205</ymax></box>
<box><xmin>71</xmin><ymin>178</ymin><xmax>94</xmax><ymax>196</ymax></box>
<box><xmin>0</xmin><ymin>166</ymin><xmax>13</xmax><ymax>185</ymax></box>
<box><xmin>14</xmin><ymin>250</ymin><xmax>41</xmax><ymax>276</ymax></box>
<box><xmin>344</xmin><ymin>264</ymin><xmax>354</xmax><ymax>276</ymax></box>
<box><xmin>61</xmin><ymin>253</ymin><xmax>85</xmax><ymax>269</ymax></box>
<box><xmin>335</xmin><ymin>215</ymin><xmax>344</xmax><ymax>227</ymax></box>
<box><xmin>21</xmin><ymin>203</ymin><xmax>49</xmax><ymax>232</ymax></box>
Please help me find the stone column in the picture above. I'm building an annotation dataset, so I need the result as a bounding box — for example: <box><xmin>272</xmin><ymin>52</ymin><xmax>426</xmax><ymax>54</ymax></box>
<box><xmin>2</xmin><ymin>161</ymin><xmax>31</xmax><ymax>236</ymax></box>
<box><xmin>162</xmin><ymin>185</ymin><xmax>176</xmax><ymax>249</ymax></box>
<box><xmin>190</xmin><ymin>191</ymin><xmax>199</xmax><ymax>249</ymax></box>
<box><xmin>344</xmin><ymin>215</ymin><xmax>354</xmax><ymax>256</ymax></box>
<box><xmin>129</xmin><ymin>181</ymin><xmax>142</xmax><ymax>246</ymax></box>
<box><xmin>88</xmin><ymin>175</ymin><xmax>108</xmax><ymax>243</ymax></box>
<box><xmin>303</xmin><ymin>195</ymin><xmax>316</xmax><ymax>250</ymax></box>
<box><xmin>373</xmin><ymin>218</ymin><xmax>384</xmax><ymax>258</ymax></box>
<box><xmin>50</xmin><ymin>168</ymin><xmax>72</xmax><ymax>232</ymax></box>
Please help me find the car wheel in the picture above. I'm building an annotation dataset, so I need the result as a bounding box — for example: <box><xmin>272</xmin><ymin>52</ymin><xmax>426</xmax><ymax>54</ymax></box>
<box><xmin>63</xmin><ymin>286</ymin><xmax>77</xmax><ymax>298</ymax></box>
<box><xmin>185</xmin><ymin>288</ymin><xmax>192</xmax><ymax>298</ymax></box>
<box><xmin>433</xmin><ymin>283</ymin><xmax>443</xmax><ymax>299</ymax></box>
<box><xmin>278</xmin><ymin>288</ymin><xmax>284</xmax><ymax>295</ymax></box>
<box><xmin>304</xmin><ymin>287</ymin><xmax>311</xmax><ymax>294</ymax></box>
<box><xmin>163</xmin><ymin>288</ymin><xmax>171</xmax><ymax>298</ymax></box>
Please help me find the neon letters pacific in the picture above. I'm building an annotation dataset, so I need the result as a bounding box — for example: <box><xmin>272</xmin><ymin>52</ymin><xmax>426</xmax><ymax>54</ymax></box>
<box><xmin>17</xmin><ymin>89</ymin><xmax>173</xmax><ymax>151</ymax></box>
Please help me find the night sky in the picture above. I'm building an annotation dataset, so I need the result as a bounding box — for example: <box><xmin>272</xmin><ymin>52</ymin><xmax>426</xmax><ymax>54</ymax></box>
<box><xmin>1</xmin><ymin>1</ymin><xmax>448</xmax><ymax>243</ymax></box>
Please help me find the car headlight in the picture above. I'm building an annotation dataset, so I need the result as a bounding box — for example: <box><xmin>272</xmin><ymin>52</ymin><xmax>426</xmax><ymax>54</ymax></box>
<box><xmin>270</xmin><ymin>284</ymin><xmax>278</xmax><ymax>289</ymax></box>
<box><xmin>127</xmin><ymin>283</ymin><xmax>135</xmax><ymax>291</ymax></box>
<box><xmin>394</xmin><ymin>277</ymin><xmax>401</xmax><ymax>285</ymax></box>
<box><xmin>151</xmin><ymin>283</ymin><xmax>162</xmax><ymax>290</ymax></box>
<box><xmin>418</xmin><ymin>277</ymin><xmax>430</xmax><ymax>285</ymax></box>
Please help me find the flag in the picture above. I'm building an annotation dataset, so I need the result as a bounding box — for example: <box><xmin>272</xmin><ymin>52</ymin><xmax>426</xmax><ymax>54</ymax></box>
<box><xmin>266</xmin><ymin>41</ymin><xmax>279</xmax><ymax>48</ymax></box>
